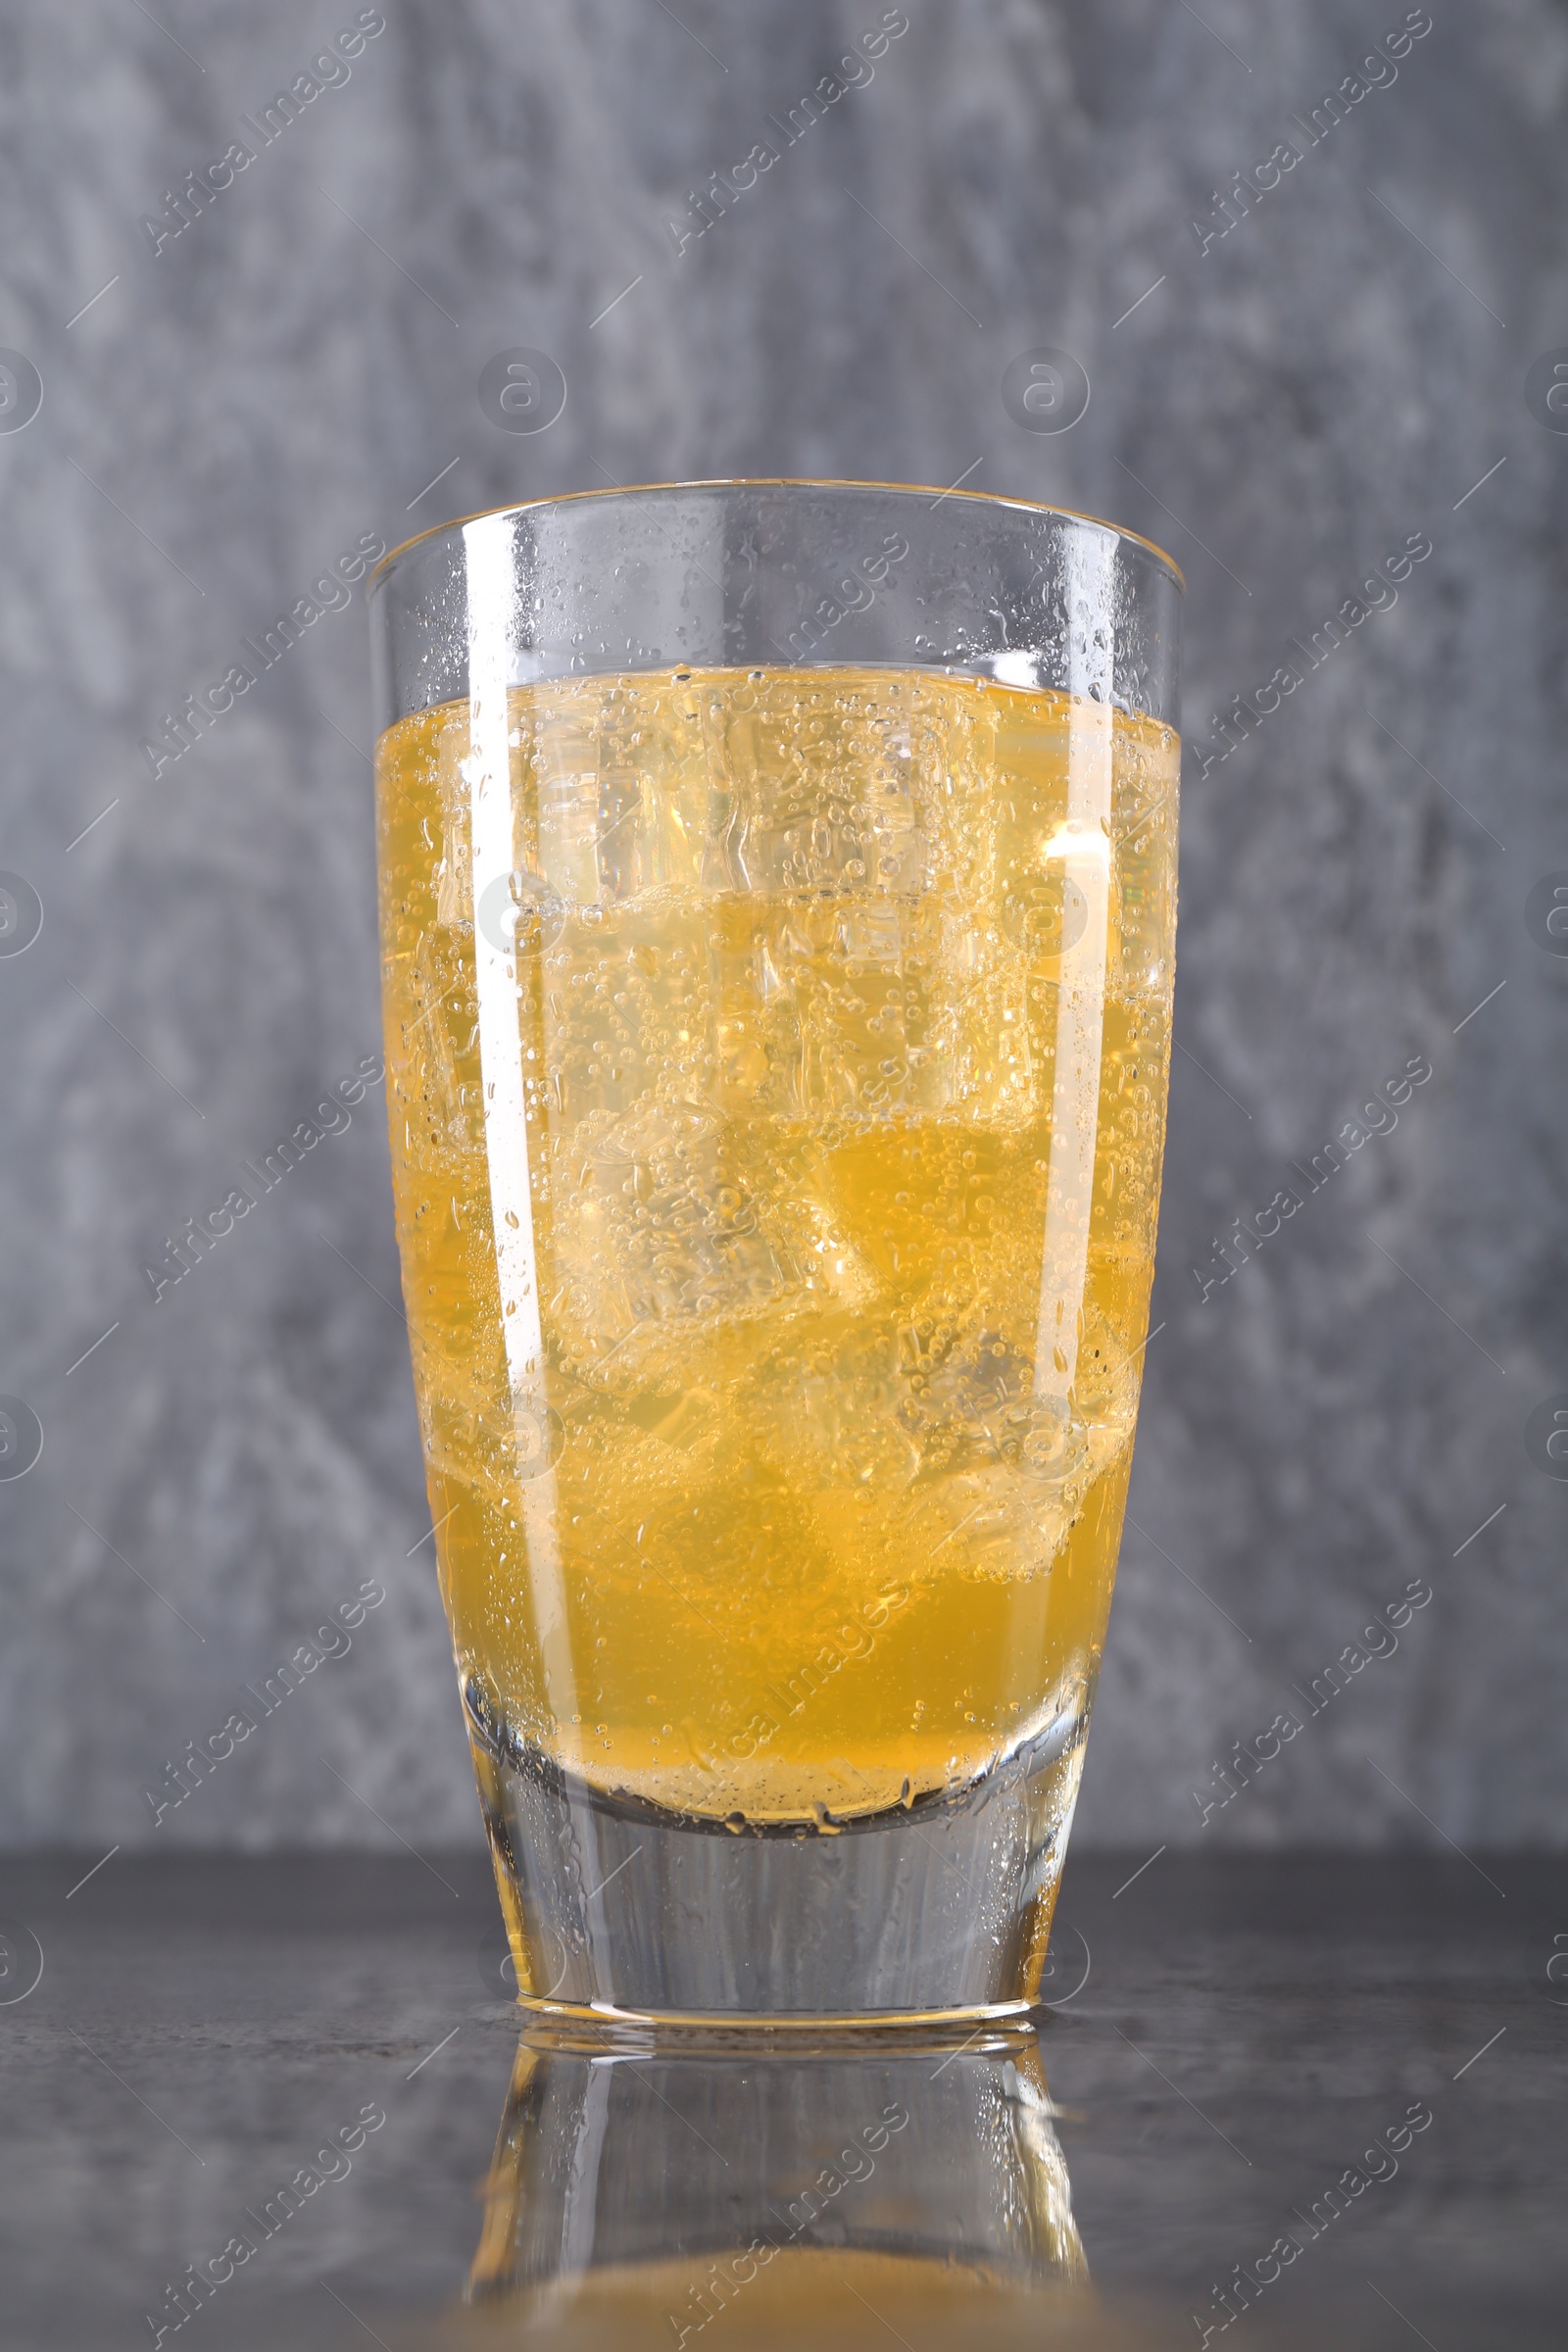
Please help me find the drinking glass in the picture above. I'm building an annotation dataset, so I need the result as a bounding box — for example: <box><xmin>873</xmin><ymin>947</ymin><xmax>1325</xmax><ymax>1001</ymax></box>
<box><xmin>369</xmin><ymin>481</ymin><xmax>1181</xmax><ymax>2029</ymax></box>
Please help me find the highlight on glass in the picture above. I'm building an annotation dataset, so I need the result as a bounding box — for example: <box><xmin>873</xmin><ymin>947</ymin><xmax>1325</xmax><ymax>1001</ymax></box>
<box><xmin>368</xmin><ymin>480</ymin><xmax>1182</xmax><ymax>2028</ymax></box>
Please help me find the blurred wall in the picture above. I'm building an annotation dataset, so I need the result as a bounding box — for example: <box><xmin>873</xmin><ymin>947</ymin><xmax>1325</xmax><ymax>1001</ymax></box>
<box><xmin>1</xmin><ymin>0</ymin><xmax>1563</xmax><ymax>1854</ymax></box>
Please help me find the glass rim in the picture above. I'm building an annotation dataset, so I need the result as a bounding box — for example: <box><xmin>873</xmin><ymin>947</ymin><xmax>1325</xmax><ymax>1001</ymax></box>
<box><xmin>368</xmin><ymin>475</ymin><xmax>1187</xmax><ymax>598</ymax></box>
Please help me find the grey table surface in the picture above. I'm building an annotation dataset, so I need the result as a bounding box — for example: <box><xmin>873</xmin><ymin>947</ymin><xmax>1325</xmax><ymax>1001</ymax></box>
<box><xmin>0</xmin><ymin>1851</ymin><xmax>1562</xmax><ymax>2349</ymax></box>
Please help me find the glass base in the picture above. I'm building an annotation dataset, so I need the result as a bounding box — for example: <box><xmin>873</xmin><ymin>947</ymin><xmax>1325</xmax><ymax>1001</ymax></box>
<box><xmin>464</xmin><ymin>1676</ymin><xmax>1089</xmax><ymax>2028</ymax></box>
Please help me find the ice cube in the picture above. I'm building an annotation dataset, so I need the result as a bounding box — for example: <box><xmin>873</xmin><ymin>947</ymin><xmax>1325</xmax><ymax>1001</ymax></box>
<box><xmin>545</xmin><ymin>1101</ymin><xmax>873</xmax><ymax>1394</ymax></box>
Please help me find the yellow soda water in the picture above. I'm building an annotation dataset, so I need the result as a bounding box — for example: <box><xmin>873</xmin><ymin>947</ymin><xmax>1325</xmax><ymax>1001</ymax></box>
<box><xmin>375</xmin><ymin>666</ymin><xmax>1176</xmax><ymax>1831</ymax></box>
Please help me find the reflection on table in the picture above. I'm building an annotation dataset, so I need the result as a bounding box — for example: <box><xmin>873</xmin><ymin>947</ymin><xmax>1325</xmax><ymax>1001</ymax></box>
<box><xmin>422</xmin><ymin>2022</ymin><xmax>1135</xmax><ymax>2348</ymax></box>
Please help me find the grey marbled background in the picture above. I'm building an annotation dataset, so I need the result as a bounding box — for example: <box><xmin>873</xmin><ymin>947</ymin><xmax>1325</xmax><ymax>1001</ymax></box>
<box><xmin>0</xmin><ymin>0</ymin><xmax>1563</xmax><ymax>1853</ymax></box>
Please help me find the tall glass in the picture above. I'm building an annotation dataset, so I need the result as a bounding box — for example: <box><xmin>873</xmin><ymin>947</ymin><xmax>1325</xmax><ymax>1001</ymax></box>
<box><xmin>369</xmin><ymin>481</ymin><xmax>1181</xmax><ymax>2028</ymax></box>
